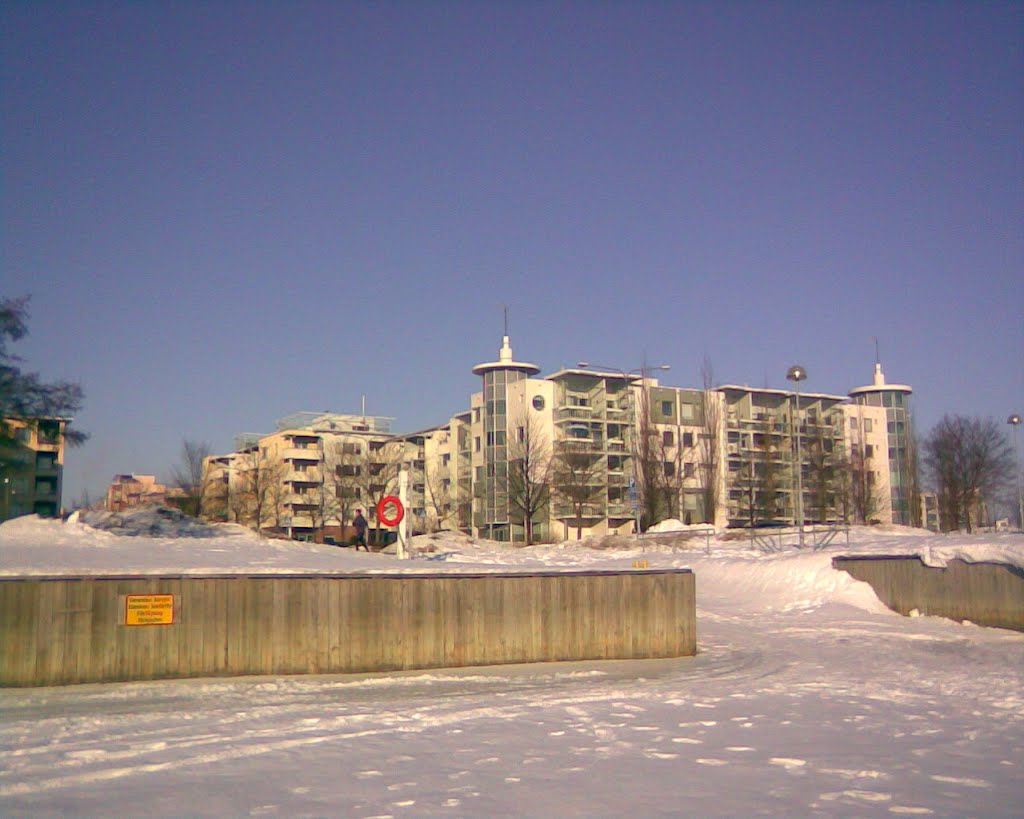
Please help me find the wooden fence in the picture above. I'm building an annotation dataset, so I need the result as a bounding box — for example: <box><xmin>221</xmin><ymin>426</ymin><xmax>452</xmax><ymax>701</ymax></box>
<box><xmin>0</xmin><ymin>569</ymin><xmax>696</xmax><ymax>687</ymax></box>
<box><xmin>833</xmin><ymin>556</ymin><xmax>1023</xmax><ymax>632</ymax></box>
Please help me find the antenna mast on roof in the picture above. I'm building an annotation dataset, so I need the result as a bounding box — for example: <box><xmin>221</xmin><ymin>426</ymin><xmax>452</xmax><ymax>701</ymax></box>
<box><xmin>502</xmin><ymin>303</ymin><xmax>509</xmax><ymax>337</ymax></box>
<box><xmin>873</xmin><ymin>336</ymin><xmax>880</xmax><ymax>365</ymax></box>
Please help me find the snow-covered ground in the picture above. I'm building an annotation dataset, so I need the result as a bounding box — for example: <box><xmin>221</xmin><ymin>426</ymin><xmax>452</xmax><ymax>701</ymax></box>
<box><xmin>1</xmin><ymin>512</ymin><xmax>1022</xmax><ymax>817</ymax></box>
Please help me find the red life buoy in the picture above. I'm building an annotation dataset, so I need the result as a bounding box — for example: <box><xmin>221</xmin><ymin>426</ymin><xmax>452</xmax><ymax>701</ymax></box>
<box><xmin>376</xmin><ymin>495</ymin><xmax>404</xmax><ymax>527</ymax></box>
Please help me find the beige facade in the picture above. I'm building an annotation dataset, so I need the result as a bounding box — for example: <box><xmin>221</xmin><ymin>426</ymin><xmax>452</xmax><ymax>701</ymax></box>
<box><xmin>1</xmin><ymin>417</ymin><xmax>67</xmax><ymax>521</ymax></box>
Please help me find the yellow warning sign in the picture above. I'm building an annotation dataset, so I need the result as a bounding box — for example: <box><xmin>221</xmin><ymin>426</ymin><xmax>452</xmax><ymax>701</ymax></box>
<box><xmin>125</xmin><ymin>594</ymin><xmax>175</xmax><ymax>625</ymax></box>
<box><xmin>632</xmin><ymin>559</ymin><xmax>649</xmax><ymax>569</ymax></box>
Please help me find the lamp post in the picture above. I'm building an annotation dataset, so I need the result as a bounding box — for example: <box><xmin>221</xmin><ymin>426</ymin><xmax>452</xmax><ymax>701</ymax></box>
<box><xmin>577</xmin><ymin>361</ymin><xmax>670</xmax><ymax>536</ymax></box>
<box><xmin>1009</xmin><ymin>414</ymin><xmax>1023</xmax><ymax>531</ymax></box>
<box><xmin>786</xmin><ymin>364</ymin><xmax>807</xmax><ymax>548</ymax></box>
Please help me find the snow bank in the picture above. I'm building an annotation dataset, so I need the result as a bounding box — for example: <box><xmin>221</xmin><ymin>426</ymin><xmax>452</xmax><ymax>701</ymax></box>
<box><xmin>2</xmin><ymin>515</ymin><xmax>1022</xmax><ymax>619</ymax></box>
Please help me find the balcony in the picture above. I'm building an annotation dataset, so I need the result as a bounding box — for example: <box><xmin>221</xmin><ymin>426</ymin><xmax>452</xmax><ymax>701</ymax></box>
<box><xmin>555</xmin><ymin>407</ymin><xmax>593</xmax><ymax>422</ymax></box>
<box><xmin>283</xmin><ymin>447</ymin><xmax>321</xmax><ymax>462</ymax></box>
<box><xmin>556</xmin><ymin>439</ymin><xmax>602</xmax><ymax>454</ymax></box>
<box><xmin>554</xmin><ymin>502</ymin><xmax>606</xmax><ymax>520</ymax></box>
<box><xmin>285</xmin><ymin>472</ymin><xmax>321</xmax><ymax>485</ymax></box>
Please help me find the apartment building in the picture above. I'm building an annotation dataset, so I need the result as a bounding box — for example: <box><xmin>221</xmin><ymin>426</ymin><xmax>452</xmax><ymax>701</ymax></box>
<box><xmin>457</xmin><ymin>337</ymin><xmax>908</xmax><ymax>541</ymax></box>
<box><xmin>461</xmin><ymin>337</ymin><xmax>724</xmax><ymax>541</ymax></box>
<box><xmin>200</xmin><ymin>337</ymin><xmax>914</xmax><ymax>543</ymax></box>
<box><xmin>203</xmin><ymin>411</ymin><xmax>404</xmax><ymax>542</ymax></box>
<box><xmin>0</xmin><ymin>417</ymin><xmax>67</xmax><ymax>522</ymax></box>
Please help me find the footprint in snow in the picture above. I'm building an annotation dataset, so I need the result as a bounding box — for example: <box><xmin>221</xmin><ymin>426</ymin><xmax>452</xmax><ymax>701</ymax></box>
<box><xmin>770</xmin><ymin>758</ymin><xmax>808</xmax><ymax>771</ymax></box>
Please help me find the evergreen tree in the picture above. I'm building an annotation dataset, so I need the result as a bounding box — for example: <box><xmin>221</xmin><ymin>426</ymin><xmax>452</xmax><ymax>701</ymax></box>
<box><xmin>0</xmin><ymin>295</ymin><xmax>87</xmax><ymax>446</ymax></box>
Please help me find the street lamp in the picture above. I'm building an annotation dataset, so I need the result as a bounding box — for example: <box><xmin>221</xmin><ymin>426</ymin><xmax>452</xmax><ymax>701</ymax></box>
<box><xmin>1009</xmin><ymin>414</ymin><xmax>1023</xmax><ymax>532</ymax></box>
<box><xmin>577</xmin><ymin>361</ymin><xmax>671</xmax><ymax>536</ymax></box>
<box><xmin>787</xmin><ymin>364</ymin><xmax>807</xmax><ymax>548</ymax></box>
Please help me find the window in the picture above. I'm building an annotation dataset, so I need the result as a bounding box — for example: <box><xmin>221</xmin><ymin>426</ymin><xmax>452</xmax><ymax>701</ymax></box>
<box><xmin>864</xmin><ymin>418</ymin><xmax>873</xmax><ymax>433</ymax></box>
<box><xmin>661</xmin><ymin>400</ymin><xmax>673</xmax><ymax>417</ymax></box>
<box><xmin>475</xmin><ymin>437</ymin><xmax>481</xmax><ymax>452</ymax></box>
<box><xmin>518</xmin><ymin>426</ymin><xmax>525</xmax><ymax>442</ymax></box>
<box><xmin>663</xmin><ymin>462</ymin><xmax>675</xmax><ymax>477</ymax></box>
<box><xmin>532</xmin><ymin>395</ymin><xmax>545</xmax><ymax>411</ymax></box>
<box><xmin>850</xmin><ymin>418</ymin><xmax>858</xmax><ymax>430</ymax></box>
<box><xmin>682</xmin><ymin>431</ymin><xmax>694</xmax><ymax>447</ymax></box>
<box><xmin>681</xmin><ymin>403</ymin><xmax>695</xmax><ymax>420</ymax></box>
<box><xmin>865</xmin><ymin>445</ymin><xmax>874</xmax><ymax>458</ymax></box>
<box><xmin>684</xmin><ymin>462</ymin><xmax>696</xmax><ymax>478</ymax></box>
<box><xmin>663</xmin><ymin>430</ymin><xmax>674</xmax><ymax>447</ymax></box>
<box><xmin>342</xmin><ymin>442</ymin><xmax>361</xmax><ymax>455</ymax></box>
<box><xmin>441</xmin><ymin>453</ymin><xmax>450</xmax><ymax>466</ymax></box>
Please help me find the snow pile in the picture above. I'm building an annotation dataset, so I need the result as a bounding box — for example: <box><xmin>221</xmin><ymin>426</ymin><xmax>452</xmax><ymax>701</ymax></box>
<box><xmin>646</xmin><ymin>518</ymin><xmax>718</xmax><ymax>534</ymax></box>
<box><xmin>75</xmin><ymin>505</ymin><xmax>222</xmax><ymax>538</ymax></box>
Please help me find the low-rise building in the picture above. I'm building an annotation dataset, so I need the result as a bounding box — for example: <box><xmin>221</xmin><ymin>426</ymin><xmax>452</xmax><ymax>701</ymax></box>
<box><xmin>105</xmin><ymin>474</ymin><xmax>185</xmax><ymax>512</ymax></box>
<box><xmin>0</xmin><ymin>417</ymin><xmax>68</xmax><ymax>522</ymax></box>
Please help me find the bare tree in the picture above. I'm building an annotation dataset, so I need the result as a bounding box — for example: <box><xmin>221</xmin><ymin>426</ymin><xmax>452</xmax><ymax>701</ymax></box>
<box><xmin>844</xmin><ymin>441</ymin><xmax>883</xmax><ymax>524</ymax></box>
<box><xmin>264</xmin><ymin>469</ymin><xmax>288</xmax><ymax>531</ymax></box>
<box><xmin>923</xmin><ymin>415</ymin><xmax>1014</xmax><ymax>532</ymax></box>
<box><xmin>905</xmin><ymin>428</ymin><xmax>923</xmax><ymax>528</ymax></box>
<box><xmin>551</xmin><ymin>447</ymin><xmax>604</xmax><ymax>539</ymax></box>
<box><xmin>423</xmin><ymin>456</ymin><xmax>457</xmax><ymax>533</ymax></box>
<box><xmin>322</xmin><ymin>439</ymin><xmax>363</xmax><ymax>541</ymax></box>
<box><xmin>233</xmin><ymin>448</ymin><xmax>285</xmax><ymax>533</ymax></box>
<box><xmin>172</xmin><ymin>439</ymin><xmax>213</xmax><ymax>518</ymax></box>
<box><xmin>699</xmin><ymin>356</ymin><xmax>722</xmax><ymax>526</ymax></box>
<box><xmin>634</xmin><ymin>385</ymin><xmax>671</xmax><ymax>531</ymax></box>
<box><xmin>507</xmin><ymin>409</ymin><xmax>551</xmax><ymax>545</ymax></box>
<box><xmin>804</xmin><ymin>424</ymin><xmax>841</xmax><ymax>523</ymax></box>
<box><xmin>358</xmin><ymin>439</ymin><xmax>405</xmax><ymax>543</ymax></box>
<box><xmin>756</xmin><ymin>416</ymin><xmax>784</xmax><ymax>524</ymax></box>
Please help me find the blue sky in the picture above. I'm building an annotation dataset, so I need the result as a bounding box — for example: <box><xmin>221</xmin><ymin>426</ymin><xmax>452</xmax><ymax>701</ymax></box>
<box><xmin>2</xmin><ymin>1</ymin><xmax>1021</xmax><ymax>506</ymax></box>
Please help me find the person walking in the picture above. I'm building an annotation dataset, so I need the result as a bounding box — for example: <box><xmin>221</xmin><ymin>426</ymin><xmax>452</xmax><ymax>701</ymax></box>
<box><xmin>351</xmin><ymin>508</ymin><xmax>369</xmax><ymax>550</ymax></box>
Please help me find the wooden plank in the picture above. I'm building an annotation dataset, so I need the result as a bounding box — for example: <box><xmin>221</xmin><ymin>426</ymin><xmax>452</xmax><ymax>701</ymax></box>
<box><xmin>33</xmin><ymin>577</ymin><xmax>64</xmax><ymax>687</ymax></box>
<box><xmin>0</xmin><ymin>580</ymin><xmax>37</xmax><ymax>685</ymax></box>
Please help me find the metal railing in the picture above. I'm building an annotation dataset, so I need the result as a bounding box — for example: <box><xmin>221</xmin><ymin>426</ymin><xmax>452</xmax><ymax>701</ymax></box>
<box><xmin>748</xmin><ymin>525</ymin><xmax>850</xmax><ymax>553</ymax></box>
<box><xmin>637</xmin><ymin>527</ymin><xmax>716</xmax><ymax>554</ymax></box>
